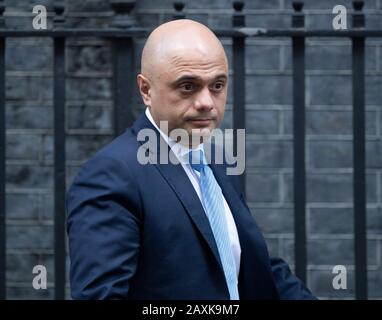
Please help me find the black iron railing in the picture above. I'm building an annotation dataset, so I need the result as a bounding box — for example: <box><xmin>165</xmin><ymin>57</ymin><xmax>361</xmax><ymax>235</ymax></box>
<box><xmin>0</xmin><ymin>0</ymin><xmax>380</xmax><ymax>299</ymax></box>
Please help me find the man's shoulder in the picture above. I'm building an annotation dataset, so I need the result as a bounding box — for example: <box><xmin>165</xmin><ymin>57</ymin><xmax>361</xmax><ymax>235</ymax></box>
<box><xmin>71</xmin><ymin>128</ymin><xmax>142</xmax><ymax>185</ymax></box>
<box><xmin>89</xmin><ymin>111</ymin><xmax>154</xmax><ymax>164</ymax></box>
<box><xmin>89</xmin><ymin>128</ymin><xmax>139</xmax><ymax>163</ymax></box>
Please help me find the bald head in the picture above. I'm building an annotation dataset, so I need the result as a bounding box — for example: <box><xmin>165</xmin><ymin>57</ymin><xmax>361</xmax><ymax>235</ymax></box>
<box><xmin>141</xmin><ymin>19</ymin><xmax>228</xmax><ymax>80</ymax></box>
<box><xmin>137</xmin><ymin>19</ymin><xmax>229</xmax><ymax>142</ymax></box>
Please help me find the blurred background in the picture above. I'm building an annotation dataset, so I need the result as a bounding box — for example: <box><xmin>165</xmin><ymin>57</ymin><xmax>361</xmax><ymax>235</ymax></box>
<box><xmin>1</xmin><ymin>0</ymin><xmax>381</xmax><ymax>299</ymax></box>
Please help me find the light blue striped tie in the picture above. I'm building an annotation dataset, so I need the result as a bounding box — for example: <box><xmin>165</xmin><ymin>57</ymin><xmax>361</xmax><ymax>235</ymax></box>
<box><xmin>188</xmin><ymin>149</ymin><xmax>239</xmax><ymax>300</ymax></box>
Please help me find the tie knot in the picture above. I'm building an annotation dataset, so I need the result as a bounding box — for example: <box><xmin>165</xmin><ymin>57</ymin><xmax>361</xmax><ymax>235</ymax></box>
<box><xmin>188</xmin><ymin>149</ymin><xmax>205</xmax><ymax>172</ymax></box>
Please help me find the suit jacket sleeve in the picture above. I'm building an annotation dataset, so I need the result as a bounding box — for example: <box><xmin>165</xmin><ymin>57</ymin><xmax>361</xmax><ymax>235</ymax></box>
<box><xmin>270</xmin><ymin>257</ymin><xmax>317</xmax><ymax>299</ymax></box>
<box><xmin>229</xmin><ymin>173</ymin><xmax>317</xmax><ymax>300</ymax></box>
<box><xmin>66</xmin><ymin>155</ymin><xmax>142</xmax><ymax>299</ymax></box>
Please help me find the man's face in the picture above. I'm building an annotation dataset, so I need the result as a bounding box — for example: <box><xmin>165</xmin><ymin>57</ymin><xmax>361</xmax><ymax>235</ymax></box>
<box><xmin>139</xmin><ymin>47</ymin><xmax>228</xmax><ymax>140</ymax></box>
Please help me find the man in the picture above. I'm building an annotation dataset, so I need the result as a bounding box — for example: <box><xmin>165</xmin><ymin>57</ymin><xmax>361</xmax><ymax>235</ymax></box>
<box><xmin>66</xmin><ymin>19</ymin><xmax>316</xmax><ymax>300</ymax></box>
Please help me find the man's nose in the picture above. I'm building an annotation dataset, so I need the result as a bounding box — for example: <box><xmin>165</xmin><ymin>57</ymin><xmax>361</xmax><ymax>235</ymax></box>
<box><xmin>194</xmin><ymin>87</ymin><xmax>214</xmax><ymax>110</ymax></box>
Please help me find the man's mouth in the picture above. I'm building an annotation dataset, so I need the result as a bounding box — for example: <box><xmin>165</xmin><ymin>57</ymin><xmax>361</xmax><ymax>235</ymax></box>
<box><xmin>188</xmin><ymin>118</ymin><xmax>213</xmax><ymax>126</ymax></box>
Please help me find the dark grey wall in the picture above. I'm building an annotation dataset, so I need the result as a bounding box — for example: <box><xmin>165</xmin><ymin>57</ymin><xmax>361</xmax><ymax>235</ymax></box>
<box><xmin>4</xmin><ymin>0</ymin><xmax>382</xmax><ymax>299</ymax></box>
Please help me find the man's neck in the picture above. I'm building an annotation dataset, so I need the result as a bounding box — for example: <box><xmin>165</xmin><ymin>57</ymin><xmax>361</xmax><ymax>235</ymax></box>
<box><xmin>145</xmin><ymin>107</ymin><xmax>203</xmax><ymax>150</ymax></box>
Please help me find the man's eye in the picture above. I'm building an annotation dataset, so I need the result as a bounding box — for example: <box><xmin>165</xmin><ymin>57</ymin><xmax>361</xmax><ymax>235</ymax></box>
<box><xmin>180</xmin><ymin>83</ymin><xmax>194</xmax><ymax>92</ymax></box>
<box><xmin>211</xmin><ymin>82</ymin><xmax>225</xmax><ymax>91</ymax></box>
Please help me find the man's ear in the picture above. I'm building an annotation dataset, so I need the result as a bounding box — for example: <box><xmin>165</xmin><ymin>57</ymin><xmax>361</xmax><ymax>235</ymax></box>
<box><xmin>137</xmin><ymin>74</ymin><xmax>151</xmax><ymax>106</ymax></box>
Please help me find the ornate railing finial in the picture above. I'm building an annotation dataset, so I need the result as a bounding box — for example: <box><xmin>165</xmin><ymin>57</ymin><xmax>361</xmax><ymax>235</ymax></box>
<box><xmin>232</xmin><ymin>1</ymin><xmax>245</xmax><ymax>28</ymax></box>
<box><xmin>111</xmin><ymin>0</ymin><xmax>136</xmax><ymax>28</ymax></box>
<box><xmin>54</xmin><ymin>0</ymin><xmax>65</xmax><ymax>27</ymax></box>
<box><xmin>173</xmin><ymin>2</ymin><xmax>185</xmax><ymax>20</ymax></box>
<box><xmin>292</xmin><ymin>1</ymin><xmax>304</xmax><ymax>28</ymax></box>
<box><xmin>353</xmin><ymin>1</ymin><xmax>365</xmax><ymax>28</ymax></box>
<box><xmin>0</xmin><ymin>0</ymin><xmax>5</xmax><ymax>28</ymax></box>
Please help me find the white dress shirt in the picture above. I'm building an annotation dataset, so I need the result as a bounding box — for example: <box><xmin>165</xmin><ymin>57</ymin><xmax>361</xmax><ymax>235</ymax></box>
<box><xmin>145</xmin><ymin>108</ymin><xmax>241</xmax><ymax>276</ymax></box>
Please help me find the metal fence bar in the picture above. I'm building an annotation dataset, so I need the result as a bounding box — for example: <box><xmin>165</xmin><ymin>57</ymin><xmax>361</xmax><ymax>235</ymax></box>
<box><xmin>53</xmin><ymin>36</ymin><xmax>66</xmax><ymax>299</ymax></box>
<box><xmin>111</xmin><ymin>2</ymin><xmax>136</xmax><ymax>136</ymax></box>
<box><xmin>0</xmin><ymin>14</ymin><xmax>5</xmax><ymax>299</ymax></box>
<box><xmin>53</xmin><ymin>2</ymin><xmax>66</xmax><ymax>299</ymax></box>
<box><xmin>0</xmin><ymin>29</ymin><xmax>381</xmax><ymax>38</ymax></box>
<box><xmin>112</xmin><ymin>37</ymin><xmax>135</xmax><ymax>136</ymax></box>
<box><xmin>232</xmin><ymin>2</ymin><xmax>246</xmax><ymax>194</ymax></box>
<box><xmin>292</xmin><ymin>1</ymin><xmax>307</xmax><ymax>283</ymax></box>
<box><xmin>352</xmin><ymin>1</ymin><xmax>368</xmax><ymax>300</ymax></box>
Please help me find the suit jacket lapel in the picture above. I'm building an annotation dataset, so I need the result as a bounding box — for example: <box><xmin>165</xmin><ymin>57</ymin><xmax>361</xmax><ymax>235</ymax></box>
<box><xmin>131</xmin><ymin>113</ymin><xmax>224</xmax><ymax>272</ymax></box>
<box><xmin>154</xmin><ymin>161</ymin><xmax>223</xmax><ymax>270</ymax></box>
<box><xmin>209</xmin><ymin>161</ymin><xmax>278</xmax><ymax>299</ymax></box>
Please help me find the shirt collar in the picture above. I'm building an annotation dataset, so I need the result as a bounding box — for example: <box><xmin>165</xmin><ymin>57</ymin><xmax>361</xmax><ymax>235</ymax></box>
<box><xmin>145</xmin><ymin>107</ymin><xmax>204</xmax><ymax>162</ymax></box>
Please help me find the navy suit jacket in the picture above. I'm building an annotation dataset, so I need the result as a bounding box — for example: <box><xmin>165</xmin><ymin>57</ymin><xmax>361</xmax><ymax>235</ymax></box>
<box><xmin>66</xmin><ymin>112</ymin><xmax>316</xmax><ymax>300</ymax></box>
